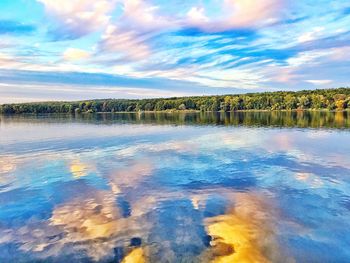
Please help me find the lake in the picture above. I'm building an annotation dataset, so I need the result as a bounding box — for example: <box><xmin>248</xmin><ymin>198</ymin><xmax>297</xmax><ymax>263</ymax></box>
<box><xmin>0</xmin><ymin>112</ymin><xmax>350</xmax><ymax>262</ymax></box>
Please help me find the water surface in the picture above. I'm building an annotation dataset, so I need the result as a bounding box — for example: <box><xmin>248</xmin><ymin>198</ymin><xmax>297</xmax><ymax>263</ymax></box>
<box><xmin>1</xmin><ymin>112</ymin><xmax>350</xmax><ymax>262</ymax></box>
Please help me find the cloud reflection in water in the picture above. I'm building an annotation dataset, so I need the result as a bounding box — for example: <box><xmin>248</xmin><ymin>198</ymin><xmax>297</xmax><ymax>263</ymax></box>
<box><xmin>204</xmin><ymin>192</ymin><xmax>294</xmax><ymax>263</ymax></box>
<box><xmin>0</xmin><ymin>115</ymin><xmax>350</xmax><ymax>262</ymax></box>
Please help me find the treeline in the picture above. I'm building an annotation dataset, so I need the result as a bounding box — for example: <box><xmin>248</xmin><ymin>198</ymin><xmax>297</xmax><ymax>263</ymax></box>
<box><xmin>1</xmin><ymin>88</ymin><xmax>350</xmax><ymax>114</ymax></box>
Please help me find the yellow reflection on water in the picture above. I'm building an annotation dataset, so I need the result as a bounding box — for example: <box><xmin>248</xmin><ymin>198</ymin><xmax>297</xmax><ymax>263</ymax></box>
<box><xmin>0</xmin><ymin>156</ymin><xmax>17</xmax><ymax>186</ymax></box>
<box><xmin>69</xmin><ymin>160</ymin><xmax>92</xmax><ymax>178</ymax></box>
<box><xmin>122</xmin><ymin>247</ymin><xmax>146</xmax><ymax>263</ymax></box>
<box><xmin>204</xmin><ymin>192</ymin><xmax>293</xmax><ymax>263</ymax></box>
<box><xmin>0</xmin><ymin>156</ymin><xmax>16</xmax><ymax>174</ymax></box>
<box><xmin>335</xmin><ymin>111</ymin><xmax>345</xmax><ymax>125</ymax></box>
<box><xmin>191</xmin><ymin>196</ymin><xmax>201</xmax><ymax>210</ymax></box>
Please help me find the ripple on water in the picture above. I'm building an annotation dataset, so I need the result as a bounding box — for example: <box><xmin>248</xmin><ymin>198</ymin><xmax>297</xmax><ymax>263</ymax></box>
<box><xmin>0</xmin><ymin>114</ymin><xmax>350</xmax><ymax>262</ymax></box>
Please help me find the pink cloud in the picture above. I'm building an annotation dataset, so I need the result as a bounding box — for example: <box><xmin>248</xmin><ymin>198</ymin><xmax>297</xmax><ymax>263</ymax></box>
<box><xmin>120</xmin><ymin>0</ymin><xmax>173</xmax><ymax>32</ymax></box>
<box><xmin>97</xmin><ymin>0</ymin><xmax>174</xmax><ymax>59</ymax></box>
<box><xmin>223</xmin><ymin>0</ymin><xmax>283</xmax><ymax>27</ymax></box>
<box><xmin>187</xmin><ymin>0</ymin><xmax>285</xmax><ymax>32</ymax></box>
<box><xmin>100</xmin><ymin>25</ymin><xmax>151</xmax><ymax>60</ymax></box>
<box><xmin>38</xmin><ymin>0</ymin><xmax>116</xmax><ymax>38</ymax></box>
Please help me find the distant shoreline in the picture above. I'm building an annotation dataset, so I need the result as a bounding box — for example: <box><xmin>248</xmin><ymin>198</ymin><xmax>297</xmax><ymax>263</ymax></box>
<box><xmin>92</xmin><ymin>109</ymin><xmax>350</xmax><ymax>113</ymax></box>
<box><xmin>2</xmin><ymin>109</ymin><xmax>350</xmax><ymax>115</ymax></box>
<box><xmin>1</xmin><ymin>87</ymin><xmax>349</xmax><ymax>114</ymax></box>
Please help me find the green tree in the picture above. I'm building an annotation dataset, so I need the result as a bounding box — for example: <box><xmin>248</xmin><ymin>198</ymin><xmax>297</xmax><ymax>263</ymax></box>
<box><xmin>298</xmin><ymin>95</ymin><xmax>310</xmax><ymax>109</ymax></box>
<box><xmin>178</xmin><ymin>104</ymin><xmax>186</xmax><ymax>110</ymax></box>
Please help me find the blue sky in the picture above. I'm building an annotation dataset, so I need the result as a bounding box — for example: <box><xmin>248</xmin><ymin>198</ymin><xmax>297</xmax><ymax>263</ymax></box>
<box><xmin>0</xmin><ymin>0</ymin><xmax>349</xmax><ymax>103</ymax></box>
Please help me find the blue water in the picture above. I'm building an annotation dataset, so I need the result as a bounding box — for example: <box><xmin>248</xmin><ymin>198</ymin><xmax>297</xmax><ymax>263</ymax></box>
<box><xmin>0</xmin><ymin>113</ymin><xmax>350</xmax><ymax>262</ymax></box>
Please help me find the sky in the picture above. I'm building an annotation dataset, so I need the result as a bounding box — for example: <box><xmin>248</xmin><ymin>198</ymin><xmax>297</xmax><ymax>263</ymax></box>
<box><xmin>0</xmin><ymin>0</ymin><xmax>349</xmax><ymax>103</ymax></box>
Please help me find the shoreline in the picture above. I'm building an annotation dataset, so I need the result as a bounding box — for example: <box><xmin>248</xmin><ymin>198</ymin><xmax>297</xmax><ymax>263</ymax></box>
<box><xmin>1</xmin><ymin>109</ymin><xmax>350</xmax><ymax>115</ymax></box>
<box><xmin>1</xmin><ymin>88</ymin><xmax>349</xmax><ymax>114</ymax></box>
<box><xmin>95</xmin><ymin>109</ymin><xmax>350</xmax><ymax>113</ymax></box>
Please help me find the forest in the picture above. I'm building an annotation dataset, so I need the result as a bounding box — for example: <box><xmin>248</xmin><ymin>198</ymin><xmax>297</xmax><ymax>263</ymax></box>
<box><xmin>1</xmin><ymin>87</ymin><xmax>350</xmax><ymax>114</ymax></box>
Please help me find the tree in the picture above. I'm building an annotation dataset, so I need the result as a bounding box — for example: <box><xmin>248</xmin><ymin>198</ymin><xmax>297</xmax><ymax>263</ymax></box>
<box><xmin>79</xmin><ymin>102</ymin><xmax>86</xmax><ymax>111</ymax></box>
<box><xmin>144</xmin><ymin>103</ymin><xmax>153</xmax><ymax>111</ymax></box>
<box><xmin>334</xmin><ymin>94</ymin><xmax>346</xmax><ymax>101</ymax></box>
<box><xmin>220</xmin><ymin>96</ymin><xmax>231</xmax><ymax>111</ymax></box>
<box><xmin>184</xmin><ymin>99</ymin><xmax>195</xmax><ymax>109</ymax></box>
<box><xmin>102</xmin><ymin>101</ymin><xmax>109</xmax><ymax>112</ymax></box>
<box><xmin>210</xmin><ymin>98</ymin><xmax>220</xmax><ymax>111</ymax></box>
<box><xmin>335</xmin><ymin>100</ymin><xmax>345</xmax><ymax>110</ymax></box>
<box><xmin>230</xmin><ymin>97</ymin><xmax>241</xmax><ymax>111</ymax></box>
<box><xmin>2</xmin><ymin>87</ymin><xmax>350</xmax><ymax>114</ymax></box>
<box><xmin>0</xmin><ymin>105</ymin><xmax>14</xmax><ymax>114</ymax></box>
<box><xmin>178</xmin><ymin>104</ymin><xmax>186</xmax><ymax>110</ymax></box>
<box><xmin>297</xmin><ymin>95</ymin><xmax>310</xmax><ymax>109</ymax></box>
<box><xmin>311</xmin><ymin>94</ymin><xmax>325</xmax><ymax>109</ymax></box>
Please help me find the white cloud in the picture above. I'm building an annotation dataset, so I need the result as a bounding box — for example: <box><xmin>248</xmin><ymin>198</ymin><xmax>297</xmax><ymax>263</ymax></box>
<box><xmin>305</xmin><ymin>79</ymin><xmax>332</xmax><ymax>85</ymax></box>
<box><xmin>63</xmin><ymin>48</ymin><xmax>90</xmax><ymax>60</ymax></box>
<box><xmin>298</xmin><ymin>27</ymin><xmax>324</xmax><ymax>43</ymax></box>
<box><xmin>187</xmin><ymin>7</ymin><xmax>209</xmax><ymax>24</ymax></box>
<box><xmin>286</xmin><ymin>50</ymin><xmax>330</xmax><ymax>67</ymax></box>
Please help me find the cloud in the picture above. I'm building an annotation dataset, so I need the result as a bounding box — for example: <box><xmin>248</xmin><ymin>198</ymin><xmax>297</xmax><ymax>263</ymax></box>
<box><xmin>1</xmin><ymin>0</ymin><xmax>350</xmax><ymax>101</ymax></box>
<box><xmin>305</xmin><ymin>79</ymin><xmax>332</xmax><ymax>85</ymax></box>
<box><xmin>222</xmin><ymin>0</ymin><xmax>283</xmax><ymax>27</ymax></box>
<box><xmin>63</xmin><ymin>48</ymin><xmax>90</xmax><ymax>61</ymax></box>
<box><xmin>99</xmin><ymin>25</ymin><xmax>150</xmax><ymax>60</ymax></box>
<box><xmin>119</xmin><ymin>0</ymin><xmax>173</xmax><ymax>32</ymax></box>
<box><xmin>95</xmin><ymin>0</ymin><xmax>286</xmax><ymax>66</ymax></box>
<box><xmin>96</xmin><ymin>0</ymin><xmax>174</xmax><ymax>59</ymax></box>
<box><xmin>1</xmin><ymin>68</ymin><xmax>248</xmax><ymax>103</ymax></box>
<box><xmin>186</xmin><ymin>7</ymin><xmax>209</xmax><ymax>25</ymax></box>
<box><xmin>0</xmin><ymin>69</ymin><xmax>251</xmax><ymax>103</ymax></box>
<box><xmin>186</xmin><ymin>0</ymin><xmax>284</xmax><ymax>32</ymax></box>
<box><xmin>92</xmin><ymin>0</ymin><xmax>286</xmax><ymax>69</ymax></box>
<box><xmin>258</xmin><ymin>44</ymin><xmax>350</xmax><ymax>87</ymax></box>
<box><xmin>330</xmin><ymin>46</ymin><xmax>350</xmax><ymax>61</ymax></box>
<box><xmin>0</xmin><ymin>20</ymin><xmax>36</xmax><ymax>35</ymax></box>
<box><xmin>298</xmin><ymin>27</ymin><xmax>324</xmax><ymax>43</ymax></box>
<box><xmin>37</xmin><ymin>0</ymin><xmax>116</xmax><ymax>39</ymax></box>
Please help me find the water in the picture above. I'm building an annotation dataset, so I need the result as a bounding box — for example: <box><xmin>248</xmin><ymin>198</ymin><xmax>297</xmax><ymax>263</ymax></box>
<box><xmin>0</xmin><ymin>112</ymin><xmax>350</xmax><ymax>262</ymax></box>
